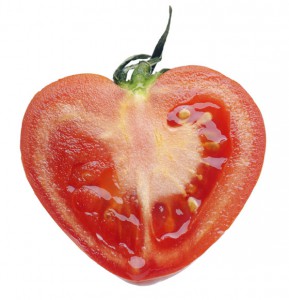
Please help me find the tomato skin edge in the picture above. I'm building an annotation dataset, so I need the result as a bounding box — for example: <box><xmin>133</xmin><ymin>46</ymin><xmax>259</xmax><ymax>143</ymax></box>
<box><xmin>20</xmin><ymin>67</ymin><xmax>266</xmax><ymax>283</ymax></box>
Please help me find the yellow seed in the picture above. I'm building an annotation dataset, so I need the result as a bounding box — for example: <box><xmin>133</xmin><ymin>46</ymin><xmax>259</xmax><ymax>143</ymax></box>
<box><xmin>196</xmin><ymin>174</ymin><xmax>203</xmax><ymax>181</ymax></box>
<box><xmin>178</xmin><ymin>108</ymin><xmax>191</xmax><ymax>120</ymax></box>
<box><xmin>203</xmin><ymin>141</ymin><xmax>220</xmax><ymax>151</ymax></box>
<box><xmin>188</xmin><ymin>197</ymin><xmax>200</xmax><ymax>212</ymax></box>
<box><xmin>197</xmin><ymin>112</ymin><xmax>212</xmax><ymax>124</ymax></box>
<box><xmin>186</xmin><ymin>183</ymin><xmax>197</xmax><ymax>194</ymax></box>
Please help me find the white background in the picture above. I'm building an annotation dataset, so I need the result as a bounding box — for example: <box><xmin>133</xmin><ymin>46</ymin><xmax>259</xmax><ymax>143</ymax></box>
<box><xmin>1</xmin><ymin>0</ymin><xmax>289</xmax><ymax>299</ymax></box>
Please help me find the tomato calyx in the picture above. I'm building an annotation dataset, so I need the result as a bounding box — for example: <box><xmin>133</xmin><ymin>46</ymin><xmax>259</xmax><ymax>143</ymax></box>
<box><xmin>113</xmin><ymin>6</ymin><xmax>172</xmax><ymax>93</ymax></box>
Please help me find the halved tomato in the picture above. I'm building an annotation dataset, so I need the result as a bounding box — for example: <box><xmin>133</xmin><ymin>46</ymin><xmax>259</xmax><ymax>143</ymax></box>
<box><xmin>20</xmin><ymin>7</ymin><xmax>265</xmax><ymax>283</ymax></box>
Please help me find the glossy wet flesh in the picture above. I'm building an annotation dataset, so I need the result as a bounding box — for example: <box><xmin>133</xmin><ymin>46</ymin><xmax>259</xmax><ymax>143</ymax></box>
<box><xmin>48</xmin><ymin>95</ymin><xmax>231</xmax><ymax>276</ymax></box>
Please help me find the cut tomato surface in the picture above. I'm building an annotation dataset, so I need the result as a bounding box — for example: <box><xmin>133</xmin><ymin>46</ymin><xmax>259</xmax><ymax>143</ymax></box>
<box><xmin>21</xmin><ymin>66</ymin><xmax>265</xmax><ymax>282</ymax></box>
<box><xmin>21</xmin><ymin>6</ymin><xmax>265</xmax><ymax>283</ymax></box>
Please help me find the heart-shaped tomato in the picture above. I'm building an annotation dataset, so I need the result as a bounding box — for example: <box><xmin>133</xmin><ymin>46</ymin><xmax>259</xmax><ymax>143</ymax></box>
<box><xmin>20</xmin><ymin>7</ymin><xmax>265</xmax><ymax>283</ymax></box>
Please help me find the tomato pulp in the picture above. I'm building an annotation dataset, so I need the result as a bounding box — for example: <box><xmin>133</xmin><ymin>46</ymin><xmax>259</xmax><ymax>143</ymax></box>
<box><xmin>20</xmin><ymin>7</ymin><xmax>265</xmax><ymax>283</ymax></box>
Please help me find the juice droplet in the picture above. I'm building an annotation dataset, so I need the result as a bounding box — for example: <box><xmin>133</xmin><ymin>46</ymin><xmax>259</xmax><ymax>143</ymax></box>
<box><xmin>158</xmin><ymin>219</ymin><xmax>191</xmax><ymax>241</ymax></box>
<box><xmin>128</xmin><ymin>256</ymin><xmax>146</xmax><ymax>269</ymax></box>
<box><xmin>202</xmin><ymin>156</ymin><xmax>227</xmax><ymax>170</ymax></box>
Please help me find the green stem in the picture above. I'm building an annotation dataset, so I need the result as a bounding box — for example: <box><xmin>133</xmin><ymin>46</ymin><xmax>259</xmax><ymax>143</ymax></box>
<box><xmin>150</xmin><ymin>6</ymin><xmax>172</xmax><ymax>72</ymax></box>
<box><xmin>113</xmin><ymin>6</ymin><xmax>172</xmax><ymax>92</ymax></box>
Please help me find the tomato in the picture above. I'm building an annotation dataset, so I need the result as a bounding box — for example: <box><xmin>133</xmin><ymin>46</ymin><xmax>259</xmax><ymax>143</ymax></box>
<box><xmin>20</xmin><ymin>7</ymin><xmax>265</xmax><ymax>283</ymax></box>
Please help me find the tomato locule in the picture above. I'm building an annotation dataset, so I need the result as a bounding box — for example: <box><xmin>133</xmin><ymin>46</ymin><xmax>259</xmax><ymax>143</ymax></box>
<box><xmin>21</xmin><ymin>7</ymin><xmax>265</xmax><ymax>283</ymax></box>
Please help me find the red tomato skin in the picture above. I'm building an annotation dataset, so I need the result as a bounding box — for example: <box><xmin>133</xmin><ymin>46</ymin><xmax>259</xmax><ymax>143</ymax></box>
<box><xmin>21</xmin><ymin>66</ymin><xmax>265</xmax><ymax>283</ymax></box>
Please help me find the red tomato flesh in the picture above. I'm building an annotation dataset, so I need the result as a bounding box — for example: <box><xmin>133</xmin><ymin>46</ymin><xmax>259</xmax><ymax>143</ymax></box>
<box><xmin>21</xmin><ymin>66</ymin><xmax>265</xmax><ymax>282</ymax></box>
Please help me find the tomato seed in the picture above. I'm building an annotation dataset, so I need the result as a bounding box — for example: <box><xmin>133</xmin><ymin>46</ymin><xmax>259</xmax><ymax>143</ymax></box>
<box><xmin>178</xmin><ymin>108</ymin><xmax>191</xmax><ymax>120</ymax></box>
<box><xmin>203</xmin><ymin>141</ymin><xmax>220</xmax><ymax>151</ymax></box>
<box><xmin>197</xmin><ymin>112</ymin><xmax>212</xmax><ymax>125</ymax></box>
<box><xmin>188</xmin><ymin>197</ymin><xmax>200</xmax><ymax>213</ymax></box>
<box><xmin>186</xmin><ymin>183</ymin><xmax>197</xmax><ymax>194</ymax></box>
